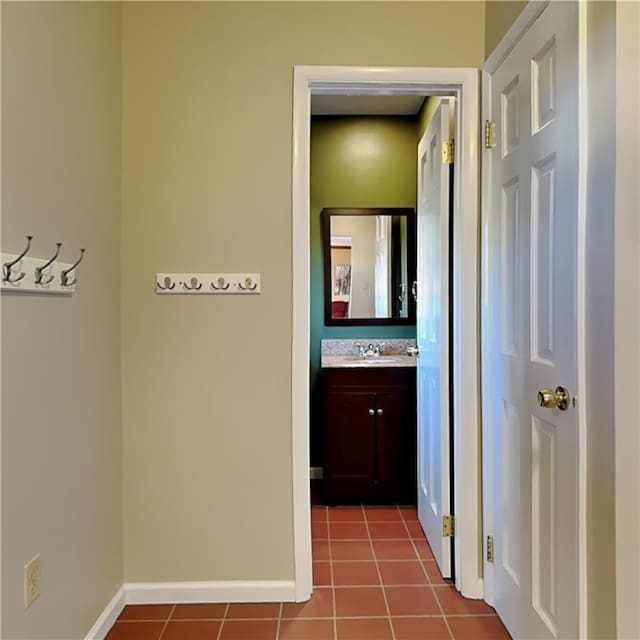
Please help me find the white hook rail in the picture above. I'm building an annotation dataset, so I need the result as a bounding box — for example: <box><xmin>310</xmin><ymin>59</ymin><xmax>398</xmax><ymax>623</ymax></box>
<box><xmin>1</xmin><ymin>252</ymin><xmax>77</xmax><ymax>295</ymax></box>
<box><xmin>155</xmin><ymin>273</ymin><xmax>261</xmax><ymax>295</ymax></box>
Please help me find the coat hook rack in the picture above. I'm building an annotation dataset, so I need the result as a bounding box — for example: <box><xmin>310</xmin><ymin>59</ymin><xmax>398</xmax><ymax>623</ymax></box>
<box><xmin>35</xmin><ymin>242</ymin><xmax>62</xmax><ymax>285</ymax></box>
<box><xmin>60</xmin><ymin>248</ymin><xmax>85</xmax><ymax>287</ymax></box>
<box><xmin>155</xmin><ymin>273</ymin><xmax>261</xmax><ymax>295</ymax></box>
<box><xmin>2</xmin><ymin>235</ymin><xmax>33</xmax><ymax>283</ymax></box>
<box><xmin>2</xmin><ymin>237</ymin><xmax>80</xmax><ymax>295</ymax></box>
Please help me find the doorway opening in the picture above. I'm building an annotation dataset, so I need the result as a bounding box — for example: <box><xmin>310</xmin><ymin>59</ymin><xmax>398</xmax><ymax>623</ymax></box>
<box><xmin>291</xmin><ymin>67</ymin><xmax>481</xmax><ymax>603</ymax></box>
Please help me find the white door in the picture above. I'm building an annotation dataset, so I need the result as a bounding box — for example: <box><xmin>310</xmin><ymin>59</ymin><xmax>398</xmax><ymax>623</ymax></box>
<box><xmin>484</xmin><ymin>2</ymin><xmax>580</xmax><ymax>638</ymax></box>
<box><xmin>416</xmin><ymin>100</ymin><xmax>453</xmax><ymax>578</ymax></box>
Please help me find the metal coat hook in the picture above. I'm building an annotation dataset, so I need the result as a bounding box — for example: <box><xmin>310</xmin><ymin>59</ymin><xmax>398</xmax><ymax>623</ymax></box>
<box><xmin>60</xmin><ymin>248</ymin><xmax>85</xmax><ymax>287</ymax></box>
<box><xmin>211</xmin><ymin>276</ymin><xmax>230</xmax><ymax>291</ymax></box>
<box><xmin>157</xmin><ymin>276</ymin><xmax>175</xmax><ymax>291</ymax></box>
<box><xmin>183</xmin><ymin>276</ymin><xmax>202</xmax><ymax>291</ymax></box>
<box><xmin>237</xmin><ymin>277</ymin><xmax>257</xmax><ymax>291</ymax></box>
<box><xmin>3</xmin><ymin>235</ymin><xmax>33</xmax><ymax>283</ymax></box>
<box><xmin>35</xmin><ymin>242</ymin><xmax>62</xmax><ymax>285</ymax></box>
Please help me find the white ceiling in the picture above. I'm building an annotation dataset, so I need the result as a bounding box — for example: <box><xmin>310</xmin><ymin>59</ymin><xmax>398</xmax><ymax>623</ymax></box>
<box><xmin>311</xmin><ymin>94</ymin><xmax>427</xmax><ymax>116</ymax></box>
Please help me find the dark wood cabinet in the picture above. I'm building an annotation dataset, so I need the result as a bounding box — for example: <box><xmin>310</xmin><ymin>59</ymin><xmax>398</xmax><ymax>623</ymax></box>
<box><xmin>322</xmin><ymin>367</ymin><xmax>416</xmax><ymax>504</ymax></box>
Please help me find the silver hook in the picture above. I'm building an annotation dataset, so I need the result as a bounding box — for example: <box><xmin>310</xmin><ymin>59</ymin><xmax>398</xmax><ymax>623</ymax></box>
<box><xmin>156</xmin><ymin>276</ymin><xmax>175</xmax><ymax>291</ymax></box>
<box><xmin>3</xmin><ymin>235</ymin><xmax>33</xmax><ymax>283</ymax></box>
<box><xmin>211</xmin><ymin>276</ymin><xmax>230</xmax><ymax>291</ymax></box>
<box><xmin>237</xmin><ymin>277</ymin><xmax>257</xmax><ymax>291</ymax></box>
<box><xmin>35</xmin><ymin>242</ymin><xmax>62</xmax><ymax>285</ymax></box>
<box><xmin>183</xmin><ymin>276</ymin><xmax>202</xmax><ymax>291</ymax></box>
<box><xmin>60</xmin><ymin>248</ymin><xmax>85</xmax><ymax>287</ymax></box>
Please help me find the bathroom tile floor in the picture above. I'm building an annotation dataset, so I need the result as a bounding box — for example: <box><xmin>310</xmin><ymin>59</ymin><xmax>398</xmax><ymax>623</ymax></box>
<box><xmin>106</xmin><ymin>505</ymin><xmax>511</xmax><ymax>639</ymax></box>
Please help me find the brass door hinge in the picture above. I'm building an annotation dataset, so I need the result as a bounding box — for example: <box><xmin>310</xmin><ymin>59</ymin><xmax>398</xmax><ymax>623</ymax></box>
<box><xmin>441</xmin><ymin>140</ymin><xmax>454</xmax><ymax>164</ymax></box>
<box><xmin>487</xmin><ymin>535</ymin><xmax>495</xmax><ymax>563</ymax></box>
<box><xmin>484</xmin><ymin>120</ymin><xmax>496</xmax><ymax>149</ymax></box>
<box><xmin>442</xmin><ymin>515</ymin><xmax>455</xmax><ymax>537</ymax></box>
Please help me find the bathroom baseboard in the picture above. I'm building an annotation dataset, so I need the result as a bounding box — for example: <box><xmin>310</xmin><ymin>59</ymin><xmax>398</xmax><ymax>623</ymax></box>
<box><xmin>309</xmin><ymin>466</ymin><xmax>324</xmax><ymax>480</ymax></box>
<box><xmin>85</xmin><ymin>580</ymin><xmax>296</xmax><ymax>638</ymax></box>
<box><xmin>83</xmin><ymin>586</ymin><xmax>126</xmax><ymax>640</ymax></box>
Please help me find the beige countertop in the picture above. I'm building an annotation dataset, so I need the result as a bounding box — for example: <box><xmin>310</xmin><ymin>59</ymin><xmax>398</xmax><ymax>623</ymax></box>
<box><xmin>321</xmin><ymin>354</ymin><xmax>418</xmax><ymax>369</ymax></box>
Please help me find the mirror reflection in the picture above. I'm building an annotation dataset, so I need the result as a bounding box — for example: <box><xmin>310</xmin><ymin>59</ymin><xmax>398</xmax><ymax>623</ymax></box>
<box><xmin>322</xmin><ymin>208</ymin><xmax>415</xmax><ymax>325</ymax></box>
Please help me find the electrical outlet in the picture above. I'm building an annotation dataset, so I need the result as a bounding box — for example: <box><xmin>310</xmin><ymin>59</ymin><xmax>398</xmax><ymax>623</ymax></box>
<box><xmin>24</xmin><ymin>554</ymin><xmax>41</xmax><ymax>608</ymax></box>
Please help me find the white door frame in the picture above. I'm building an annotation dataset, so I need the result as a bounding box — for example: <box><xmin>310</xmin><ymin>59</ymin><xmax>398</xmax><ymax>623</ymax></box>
<box><xmin>480</xmin><ymin>1</ymin><xmax>588</xmax><ymax>635</ymax></box>
<box><xmin>291</xmin><ymin>65</ymin><xmax>481</xmax><ymax>602</ymax></box>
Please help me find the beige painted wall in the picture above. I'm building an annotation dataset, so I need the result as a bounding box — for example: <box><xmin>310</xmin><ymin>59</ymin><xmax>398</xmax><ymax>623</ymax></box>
<box><xmin>121</xmin><ymin>1</ymin><xmax>485</xmax><ymax>582</ymax></box>
<box><xmin>484</xmin><ymin>0</ymin><xmax>527</xmax><ymax>56</ymax></box>
<box><xmin>1</xmin><ymin>2</ymin><xmax>122</xmax><ymax>639</ymax></box>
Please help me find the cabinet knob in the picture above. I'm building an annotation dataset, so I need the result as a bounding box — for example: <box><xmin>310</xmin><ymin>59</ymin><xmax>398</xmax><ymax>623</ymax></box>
<box><xmin>377</xmin><ymin>408</ymin><xmax>384</xmax><ymax>416</ymax></box>
<box><xmin>368</xmin><ymin>409</ymin><xmax>375</xmax><ymax>416</ymax></box>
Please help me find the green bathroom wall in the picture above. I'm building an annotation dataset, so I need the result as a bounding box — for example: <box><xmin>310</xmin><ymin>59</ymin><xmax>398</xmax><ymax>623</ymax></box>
<box><xmin>310</xmin><ymin>116</ymin><xmax>418</xmax><ymax>464</ymax></box>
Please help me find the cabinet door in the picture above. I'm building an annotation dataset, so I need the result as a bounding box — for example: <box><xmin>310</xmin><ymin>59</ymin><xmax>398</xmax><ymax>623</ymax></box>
<box><xmin>375</xmin><ymin>389</ymin><xmax>415</xmax><ymax>500</ymax></box>
<box><xmin>323</xmin><ymin>391</ymin><xmax>376</xmax><ymax>500</ymax></box>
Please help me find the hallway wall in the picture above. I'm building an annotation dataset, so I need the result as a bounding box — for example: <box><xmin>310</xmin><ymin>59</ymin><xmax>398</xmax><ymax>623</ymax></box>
<box><xmin>484</xmin><ymin>0</ymin><xmax>527</xmax><ymax>56</ymax></box>
<box><xmin>121</xmin><ymin>1</ymin><xmax>485</xmax><ymax>583</ymax></box>
<box><xmin>1</xmin><ymin>3</ymin><xmax>123</xmax><ymax>638</ymax></box>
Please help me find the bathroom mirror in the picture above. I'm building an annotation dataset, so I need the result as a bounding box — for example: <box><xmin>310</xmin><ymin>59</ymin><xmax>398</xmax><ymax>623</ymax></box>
<box><xmin>322</xmin><ymin>207</ymin><xmax>416</xmax><ymax>326</ymax></box>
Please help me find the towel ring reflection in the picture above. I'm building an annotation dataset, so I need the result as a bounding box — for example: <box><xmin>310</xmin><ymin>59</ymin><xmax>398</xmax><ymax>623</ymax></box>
<box><xmin>3</xmin><ymin>235</ymin><xmax>33</xmax><ymax>283</ymax></box>
<box><xmin>35</xmin><ymin>242</ymin><xmax>62</xmax><ymax>285</ymax></box>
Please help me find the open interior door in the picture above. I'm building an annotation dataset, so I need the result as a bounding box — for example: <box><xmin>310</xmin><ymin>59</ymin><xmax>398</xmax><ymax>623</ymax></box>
<box><xmin>484</xmin><ymin>2</ymin><xmax>580</xmax><ymax>637</ymax></box>
<box><xmin>416</xmin><ymin>99</ymin><xmax>453</xmax><ymax>578</ymax></box>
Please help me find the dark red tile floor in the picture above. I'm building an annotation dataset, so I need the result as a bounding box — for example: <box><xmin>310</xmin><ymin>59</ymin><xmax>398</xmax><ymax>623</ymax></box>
<box><xmin>106</xmin><ymin>504</ymin><xmax>511</xmax><ymax>639</ymax></box>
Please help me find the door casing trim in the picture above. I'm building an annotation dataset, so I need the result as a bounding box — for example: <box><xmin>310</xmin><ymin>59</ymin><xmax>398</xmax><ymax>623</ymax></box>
<box><xmin>291</xmin><ymin>65</ymin><xmax>481</xmax><ymax>601</ymax></box>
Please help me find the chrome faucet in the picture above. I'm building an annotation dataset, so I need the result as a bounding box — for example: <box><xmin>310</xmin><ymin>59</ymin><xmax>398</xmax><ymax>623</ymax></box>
<box><xmin>355</xmin><ymin>342</ymin><xmax>367</xmax><ymax>358</ymax></box>
<box><xmin>355</xmin><ymin>342</ymin><xmax>385</xmax><ymax>358</ymax></box>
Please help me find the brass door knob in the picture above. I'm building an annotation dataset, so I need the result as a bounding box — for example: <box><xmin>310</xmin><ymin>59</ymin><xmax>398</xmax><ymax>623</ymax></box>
<box><xmin>537</xmin><ymin>386</ymin><xmax>570</xmax><ymax>411</ymax></box>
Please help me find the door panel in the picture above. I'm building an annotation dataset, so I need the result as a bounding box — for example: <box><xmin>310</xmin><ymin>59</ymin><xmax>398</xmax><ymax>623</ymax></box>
<box><xmin>375</xmin><ymin>390</ymin><xmax>412</xmax><ymax>500</ymax></box>
<box><xmin>323</xmin><ymin>391</ymin><xmax>376</xmax><ymax>490</ymax></box>
<box><xmin>486</xmin><ymin>3</ymin><xmax>579</xmax><ymax>638</ymax></box>
<box><xmin>416</xmin><ymin>100</ymin><xmax>452</xmax><ymax>577</ymax></box>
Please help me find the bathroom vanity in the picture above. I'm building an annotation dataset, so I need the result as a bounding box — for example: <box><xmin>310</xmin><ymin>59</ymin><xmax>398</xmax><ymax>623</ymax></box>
<box><xmin>321</xmin><ymin>356</ymin><xmax>417</xmax><ymax>504</ymax></box>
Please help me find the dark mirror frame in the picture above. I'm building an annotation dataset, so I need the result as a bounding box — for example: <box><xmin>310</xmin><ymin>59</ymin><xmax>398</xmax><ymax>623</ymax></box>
<box><xmin>322</xmin><ymin>207</ymin><xmax>416</xmax><ymax>326</ymax></box>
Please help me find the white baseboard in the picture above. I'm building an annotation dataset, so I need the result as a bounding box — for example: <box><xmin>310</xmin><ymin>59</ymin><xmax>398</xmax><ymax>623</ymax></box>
<box><xmin>124</xmin><ymin>580</ymin><xmax>296</xmax><ymax>604</ymax></box>
<box><xmin>84</xmin><ymin>580</ymin><xmax>296</xmax><ymax>637</ymax></box>
<box><xmin>84</xmin><ymin>586</ymin><xmax>126</xmax><ymax>640</ymax></box>
<box><xmin>309</xmin><ymin>466</ymin><xmax>323</xmax><ymax>480</ymax></box>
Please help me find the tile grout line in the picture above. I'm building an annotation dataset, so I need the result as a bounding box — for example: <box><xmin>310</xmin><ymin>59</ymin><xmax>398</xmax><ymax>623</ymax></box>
<box><xmin>326</xmin><ymin>514</ymin><xmax>338</xmax><ymax>640</ymax></box>
<box><xmin>215</xmin><ymin>603</ymin><xmax>229</xmax><ymax>640</ymax></box>
<box><xmin>156</xmin><ymin>604</ymin><xmax>176</xmax><ymax>640</ymax></box>
<box><xmin>424</xmin><ymin>560</ymin><xmax>454</xmax><ymax>640</ymax></box>
<box><xmin>404</xmin><ymin>518</ymin><xmax>455</xmax><ymax>639</ymax></box>
<box><xmin>403</xmin><ymin>514</ymin><xmax>453</xmax><ymax>639</ymax></box>
<box><xmin>275</xmin><ymin>602</ymin><xmax>283</xmax><ymax>640</ymax></box>
<box><xmin>363</xmin><ymin>505</ymin><xmax>397</xmax><ymax>640</ymax></box>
